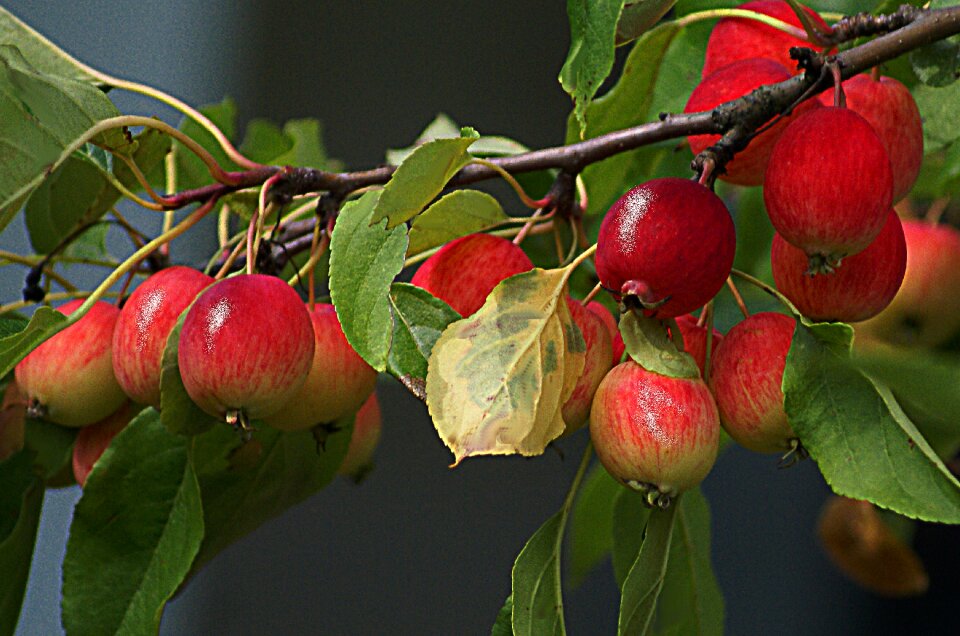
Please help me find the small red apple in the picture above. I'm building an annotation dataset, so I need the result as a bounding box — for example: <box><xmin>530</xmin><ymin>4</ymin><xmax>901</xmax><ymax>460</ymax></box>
<box><xmin>411</xmin><ymin>233</ymin><xmax>533</xmax><ymax>317</ymax></box>
<box><xmin>818</xmin><ymin>74</ymin><xmax>923</xmax><ymax>203</ymax></box>
<box><xmin>586</xmin><ymin>301</ymin><xmax>625</xmax><ymax>365</ymax></box>
<box><xmin>72</xmin><ymin>401</ymin><xmax>136</xmax><ymax>488</ymax></box>
<box><xmin>595</xmin><ymin>178</ymin><xmax>736</xmax><ymax>319</ymax></box>
<box><xmin>338</xmin><ymin>391</ymin><xmax>382</xmax><ymax>481</ymax></box>
<box><xmin>857</xmin><ymin>220</ymin><xmax>960</xmax><ymax>347</ymax></box>
<box><xmin>708</xmin><ymin>312</ymin><xmax>798</xmax><ymax>454</ymax></box>
<box><xmin>112</xmin><ymin>266</ymin><xmax>213</xmax><ymax>408</ymax></box>
<box><xmin>15</xmin><ymin>300</ymin><xmax>127</xmax><ymax>427</ymax></box>
<box><xmin>589</xmin><ymin>360</ymin><xmax>720</xmax><ymax>505</ymax></box>
<box><xmin>177</xmin><ymin>274</ymin><xmax>315</xmax><ymax>423</ymax></box>
<box><xmin>265</xmin><ymin>303</ymin><xmax>378</xmax><ymax>431</ymax></box>
<box><xmin>702</xmin><ymin>0</ymin><xmax>832</xmax><ymax>78</ymax></box>
<box><xmin>671</xmin><ymin>314</ymin><xmax>724</xmax><ymax>376</ymax></box>
<box><xmin>763</xmin><ymin>107</ymin><xmax>893</xmax><ymax>271</ymax></box>
<box><xmin>685</xmin><ymin>58</ymin><xmax>819</xmax><ymax>186</ymax></box>
<box><xmin>560</xmin><ymin>298</ymin><xmax>614</xmax><ymax>434</ymax></box>
<box><xmin>772</xmin><ymin>210</ymin><xmax>906</xmax><ymax>323</ymax></box>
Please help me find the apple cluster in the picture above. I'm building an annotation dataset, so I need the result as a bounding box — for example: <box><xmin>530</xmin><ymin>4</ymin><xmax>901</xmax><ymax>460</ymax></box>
<box><xmin>13</xmin><ymin>267</ymin><xmax>380</xmax><ymax>486</ymax></box>
<box><xmin>583</xmin><ymin>1</ymin><xmax>951</xmax><ymax>504</ymax></box>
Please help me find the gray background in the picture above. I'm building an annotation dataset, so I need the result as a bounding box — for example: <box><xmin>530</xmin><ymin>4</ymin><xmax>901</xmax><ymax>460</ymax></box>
<box><xmin>3</xmin><ymin>2</ymin><xmax>958</xmax><ymax>634</ymax></box>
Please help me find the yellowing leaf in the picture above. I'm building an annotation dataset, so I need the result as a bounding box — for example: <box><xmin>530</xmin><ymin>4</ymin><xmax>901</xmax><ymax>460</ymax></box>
<box><xmin>426</xmin><ymin>268</ymin><xmax>585</xmax><ymax>465</ymax></box>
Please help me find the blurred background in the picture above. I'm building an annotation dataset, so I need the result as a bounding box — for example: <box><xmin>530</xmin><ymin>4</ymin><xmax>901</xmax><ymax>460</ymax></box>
<box><xmin>3</xmin><ymin>1</ymin><xmax>958</xmax><ymax>634</ymax></box>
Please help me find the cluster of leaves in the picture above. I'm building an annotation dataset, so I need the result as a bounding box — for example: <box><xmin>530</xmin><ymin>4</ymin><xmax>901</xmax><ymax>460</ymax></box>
<box><xmin>2</xmin><ymin>1</ymin><xmax>960</xmax><ymax>634</ymax></box>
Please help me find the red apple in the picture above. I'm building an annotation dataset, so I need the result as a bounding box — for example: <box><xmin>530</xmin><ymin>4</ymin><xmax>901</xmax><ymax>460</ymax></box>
<box><xmin>560</xmin><ymin>298</ymin><xmax>614</xmax><ymax>434</ymax></box>
<box><xmin>671</xmin><ymin>314</ymin><xmax>724</xmax><ymax>376</ymax></box>
<box><xmin>763</xmin><ymin>107</ymin><xmax>893</xmax><ymax>271</ymax></box>
<box><xmin>818</xmin><ymin>74</ymin><xmax>923</xmax><ymax>203</ymax></box>
<box><xmin>411</xmin><ymin>233</ymin><xmax>533</xmax><ymax>317</ymax></box>
<box><xmin>112</xmin><ymin>266</ymin><xmax>213</xmax><ymax>408</ymax></box>
<box><xmin>708</xmin><ymin>312</ymin><xmax>798</xmax><ymax>453</ymax></box>
<box><xmin>772</xmin><ymin>210</ymin><xmax>906</xmax><ymax>323</ymax></box>
<box><xmin>338</xmin><ymin>391</ymin><xmax>382</xmax><ymax>481</ymax></box>
<box><xmin>586</xmin><ymin>300</ymin><xmax>625</xmax><ymax>366</ymax></box>
<box><xmin>595</xmin><ymin>178</ymin><xmax>736</xmax><ymax>319</ymax></box>
<box><xmin>72</xmin><ymin>401</ymin><xmax>136</xmax><ymax>488</ymax></box>
<box><xmin>685</xmin><ymin>58</ymin><xmax>819</xmax><ymax>186</ymax></box>
<box><xmin>177</xmin><ymin>274</ymin><xmax>315</xmax><ymax>423</ymax></box>
<box><xmin>15</xmin><ymin>300</ymin><xmax>127</xmax><ymax>427</ymax></box>
<box><xmin>265</xmin><ymin>303</ymin><xmax>378</xmax><ymax>431</ymax></box>
<box><xmin>702</xmin><ymin>0</ymin><xmax>832</xmax><ymax>78</ymax></box>
<box><xmin>590</xmin><ymin>360</ymin><xmax>720</xmax><ymax>505</ymax></box>
<box><xmin>857</xmin><ymin>220</ymin><xmax>960</xmax><ymax>347</ymax></box>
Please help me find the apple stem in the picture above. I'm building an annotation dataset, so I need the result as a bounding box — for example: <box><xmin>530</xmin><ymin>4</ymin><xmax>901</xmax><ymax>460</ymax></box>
<box><xmin>730</xmin><ymin>268</ymin><xmax>804</xmax><ymax>319</ymax></box>
<box><xmin>782</xmin><ymin>0</ymin><xmax>835</xmax><ymax>47</ymax></box>
<box><xmin>247</xmin><ymin>173</ymin><xmax>285</xmax><ymax>275</ymax></box>
<box><xmin>114</xmin><ymin>266</ymin><xmax>139</xmax><ymax>307</ymax></box>
<box><xmin>725</xmin><ymin>277</ymin><xmax>751</xmax><ymax>319</ymax></box>
<box><xmin>162</xmin><ymin>147</ymin><xmax>178</xmax><ymax>258</ymax></box>
<box><xmin>471</xmin><ymin>158</ymin><xmax>547</xmax><ymax>209</ymax></box>
<box><xmin>702</xmin><ymin>305</ymin><xmax>716</xmax><ymax>385</ymax></box>
<box><xmin>214</xmin><ymin>240</ymin><xmax>246</xmax><ymax>280</ymax></box>
<box><xmin>674</xmin><ymin>8</ymin><xmax>807</xmax><ymax>40</ymax></box>
<box><xmin>830</xmin><ymin>64</ymin><xmax>847</xmax><ymax>108</ymax></box>
<box><xmin>513</xmin><ymin>206</ymin><xmax>549</xmax><ymax>246</ymax></box>
<box><xmin>581</xmin><ymin>282</ymin><xmax>603</xmax><ymax>307</ymax></box>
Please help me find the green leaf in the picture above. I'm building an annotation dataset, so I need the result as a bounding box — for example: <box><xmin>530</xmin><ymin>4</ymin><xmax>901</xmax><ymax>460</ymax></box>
<box><xmin>783</xmin><ymin>322</ymin><xmax>960</xmax><ymax>523</ymax></box>
<box><xmin>612</xmin><ymin>488</ymin><xmax>652</xmax><ymax>588</ymax></box>
<box><xmin>0</xmin><ymin>468</ymin><xmax>42</xmax><ymax>636</ymax></box>
<box><xmin>329</xmin><ymin>191</ymin><xmax>409</xmax><ymax>372</ymax></box>
<box><xmin>387</xmin><ymin>113</ymin><xmax>527</xmax><ymax>165</ymax></box>
<box><xmin>174</xmin><ymin>98</ymin><xmax>240</xmax><ymax>191</ymax></box>
<box><xmin>567</xmin><ymin>463</ymin><xmax>621</xmax><ymax>588</ymax></box>
<box><xmin>62</xmin><ymin>221</ymin><xmax>110</xmax><ymax>264</ymax></box>
<box><xmin>616</xmin><ymin>1</ymin><xmax>677</xmax><ymax>45</ymax></box>
<box><xmin>910</xmin><ymin>38</ymin><xmax>960</xmax><ymax>87</ymax></box>
<box><xmin>492</xmin><ymin>595</ymin><xmax>514</xmax><ymax>636</ymax></box>
<box><xmin>426</xmin><ymin>268</ymin><xmax>585</xmax><ymax>464</ymax></box>
<box><xmin>621</xmin><ymin>311</ymin><xmax>700</xmax><ymax>379</ymax></box>
<box><xmin>618</xmin><ymin>502</ymin><xmax>678</xmax><ymax>636</ymax></box>
<box><xmin>25</xmin><ymin>154</ymin><xmax>111</xmax><ymax>254</ymax></box>
<box><xmin>23</xmin><ymin>418</ymin><xmax>76</xmax><ymax>481</ymax></box>
<box><xmin>0</xmin><ymin>450</ymin><xmax>37</xmax><ymax>542</ymax></box>
<box><xmin>565</xmin><ymin>22</ymin><xmax>685</xmax><ymax>215</ymax></box>
<box><xmin>913</xmin><ymin>79</ymin><xmax>960</xmax><ymax>153</ymax></box>
<box><xmin>372</xmin><ymin>131</ymin><xmax>479</xmax><ymax>228</ymax></box>
<box><xmin>511</xmin><ymin>510</ymin><xmax>567</xmax><ymax>636</ymax></box>
<box><xmin>0</xmin><ymin>45</ymin><xmax>121</xmax><ymax>234</ymax></box>
<box><xmin>0</xmin><ymin>314</ymin><xmax>28</xmax><ymax>339</ymax></box>
<box><xmin>159</xmin><ymin>302</ymin><xmax>219</xmax><ymax>437</ymax></box>
<box><xmin>408</xmin><ymin>190</ymin><xmax>509</xmax><ymax>256</ymax></box>
<box><xmin>275</xmin><ymin>119</ymin><xmax>330</xmax><ymax>168</ymax></box>
<box><xmin>854</xmin><ymin>348</ymin><xmax>960</xmax><ymax>454</ymax></box>
<box><xmin>0</xmin><ymin>7</ymin><xmax>100</xmax><ymax>83</ymax></box>
<box><xmin>0</xmin><ymin>305</ymin><xmax>67</xmax><ymax>378</ymax></box>
<box><xmin>62</xmin><ymin>409</ymin><xmax>204</xmax><ymax>636</ymax></box>
<box><xmin>653</xmin><ymin>489</ymin><xmax>723</xmax><ymax>636</ymax></box>
<box><xmin>189</xmin><ymin>416</ymin><xmax>351</xmax><ymax>570</ymax></box>
<box><xmin>560</xmin><ymin>0</ymin><xmax>627</xmax><ymax>135</ymax></box>
<box><xmin>238</xmin><ymin>119</ymin><xmax>292</xmax><ymax>163</ymax></box>
<box><xmin>386</xmin><ymin>283</ymin><xmax>459</xmax><ymax>398</ymax></box>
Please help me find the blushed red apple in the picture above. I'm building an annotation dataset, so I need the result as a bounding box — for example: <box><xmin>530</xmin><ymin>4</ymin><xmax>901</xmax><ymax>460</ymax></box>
<box><xmin>595</xmin><ymin>178</ymin><xmax>736</xmax><ymax>319</ymax></box>
<box><xmin>113</xmin><ymin>266</ymin><xmax>213</xmax><ymax>408</ymax></box>
<box><xmin>265</xmin><ymin>303</ymin><xmax>378</xmax><ymax>431</ymax></box>
<box><xmin>15</xmin><ymin>300</ymin><xmax>127</xmax><ymax>427</ymax></box>
<box><xmin>177</xmin><ymin>274</ymin><xmax>315</xmax><ymax>423</ymax></box>
<box><xmin>772</xmin><ymin>210</ymin><xmax>906</xmax><ymax>323</ymax></box>
<box><xmin>560</xmin><ymin>298</ymin><xmax>614</xmax><ymax>434</ymax></box>
<box><xmin>411</xmin><ymin>233</ymin><xmax>533</xmax><ymax>317</ymax></box>
<box><xmin>338</xmin><ymin>391</ymin><xmax>382</xmax><ymax>481</ymax></box>
<box><xmin>72</xmin><ymin>401</ymin><xmax>136</xmax><ymax>488</ymax></box>
<box><xmin>708</xmin><ymin>312</ymin><xmax>798</xmax><ymax>453</ymax></box>
<box><xmin>590</xmin><ymin>360</ymin><xmax>720</xmax><ymax>504</ymax></box>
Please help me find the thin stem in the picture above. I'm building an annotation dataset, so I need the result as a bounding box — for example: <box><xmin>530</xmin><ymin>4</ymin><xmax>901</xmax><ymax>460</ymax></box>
<box><xmin>162</xmin><ymin>146</ymin><xmax>178</xmax><ymax>256</ymax></box>
<box><xmin>564</xmin><ymin>244</ymin><xmax>598</xmax><ymax>274</ymax></box>
<box><xmin>247</xmin><ymin>173</ymin><xmax>284</xmax><ymax>275</ymax></box>
<box><xmin>730</xmin><ymin>268</ymin><xmax>802</xmax><ymax>317</ymax></box>
<box><xmin>581</xmin><ymin>282</ymin><xmax>602</xmax><ymax>307</ymax></box>
<box><xmin>726</xmin><ymin>277</ymin><xmax>750</xmax><ymax>319</ymax></box>
<box><xmin>0</xmin><ymin>290</ymin><xmax>121</xmax><ymax>315</ymax></box>
<box><xmin>0</xmin><ymin>251</ymin><xmax>76</xmax><ymax>291</ymax></box>
<box><xmin>110</xmin><ymin>151</ymin><xmax>166</xmax><ymax>206</ymax></box>
<box><xmin>675</xmin><ymin>8</ymin><xmax>808</xmax><ymax>40</ymax></box>
<box><xmin>702</xmin><ymin>302</ymin><xmax>715</xmax><ymax>385</ymax></box>
<box><xmin>926</xmin><ymin>197</ymin><xmax>951</xmax><ymax>225</ymax></box>
<box><xmin>470</xmin><ymin>158</ymin><xmax>547</xmax><ymax>208</ymax></box>
<box><xmin>214</xmin><ymin>239</ymin><xmax>246</xmax><ymax>280</ymax></box>
<box><xmin>111</xmin><ymin>210</ymin><xmax>147</xmax><ymax>249</ymax></box>
<box><xmin>562</xmin><ymin>441</ymin><xmax>595</xmax><ymax>512</ymax></box>
<box><xmin>513</xmin><ymin>207</ymin><xmax>553</xmax><ymax>246</ymax></box>
<box><xmin>218</xmin><ymin>204</ymin><xmax>232</xmax><ymax>248</ymax></box>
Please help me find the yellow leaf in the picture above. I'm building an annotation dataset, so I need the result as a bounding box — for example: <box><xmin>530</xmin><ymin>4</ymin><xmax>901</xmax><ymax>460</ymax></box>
<box><xmin>426</xmin><ymin>268</ymin><xmax>586</xmax><ymax>465</ymax></box>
